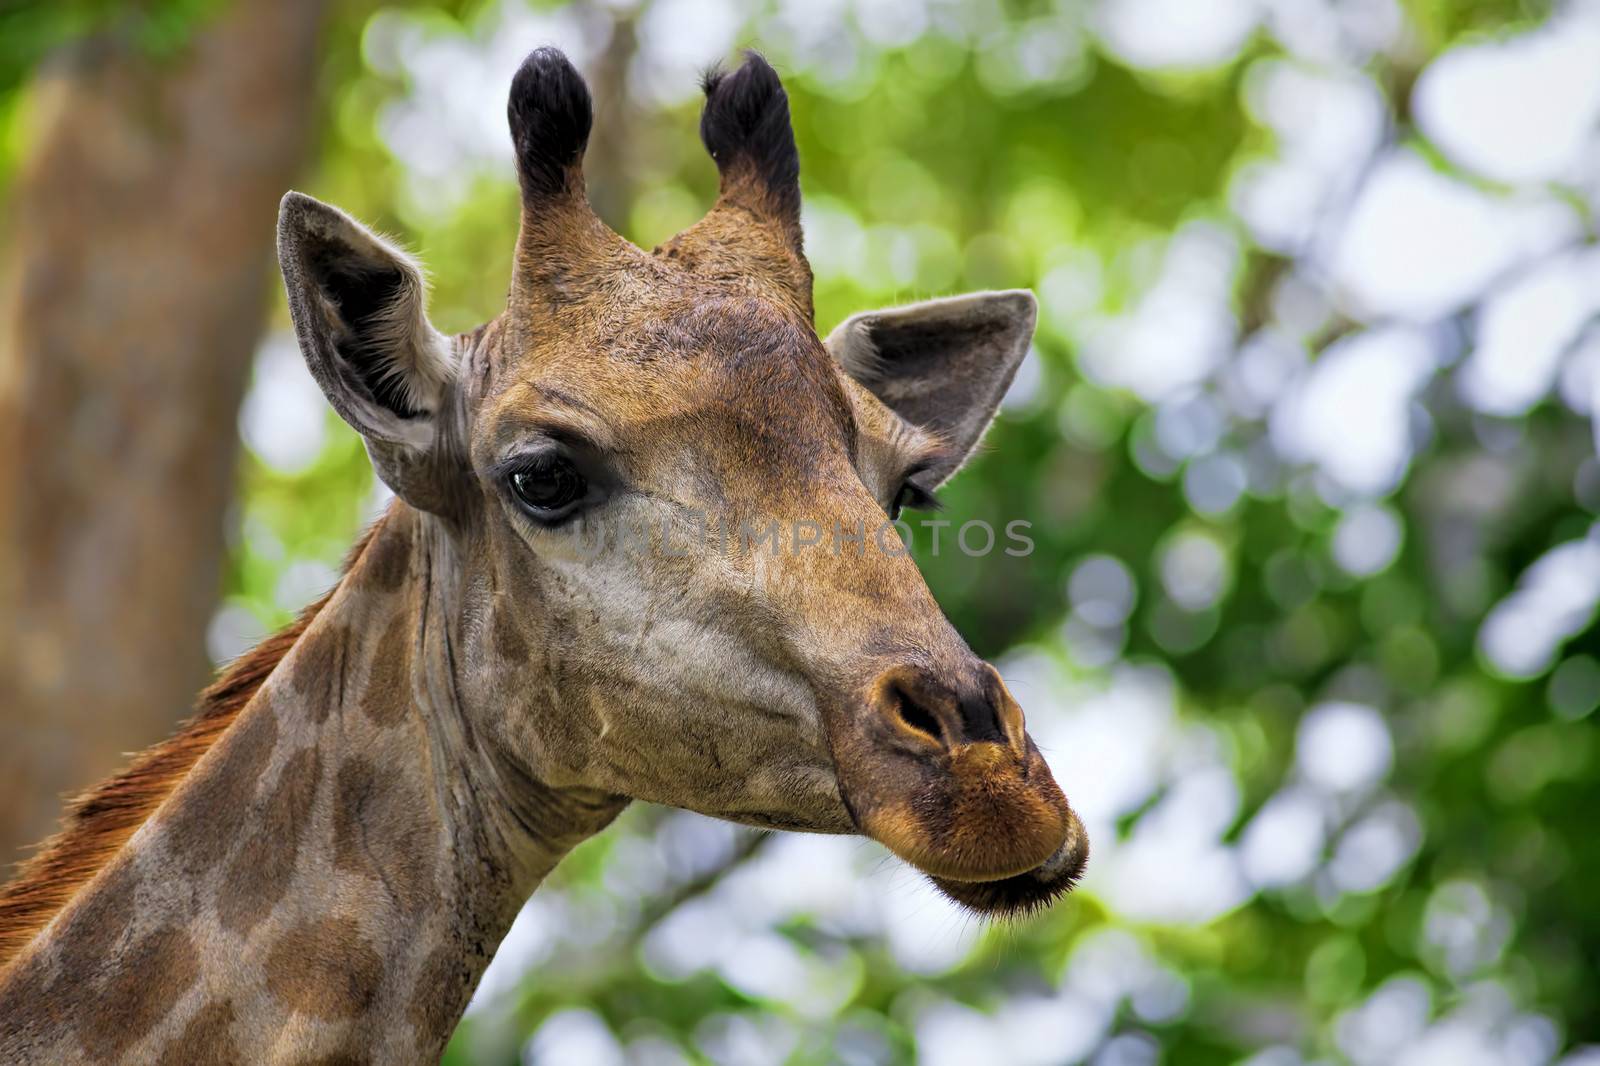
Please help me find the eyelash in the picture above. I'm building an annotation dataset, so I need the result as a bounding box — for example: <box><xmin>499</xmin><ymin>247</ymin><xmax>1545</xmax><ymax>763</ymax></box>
<box><xmin>890</xmin><ymin>481</ymin><xmax>941</xmax><ymax>521</ymax></box>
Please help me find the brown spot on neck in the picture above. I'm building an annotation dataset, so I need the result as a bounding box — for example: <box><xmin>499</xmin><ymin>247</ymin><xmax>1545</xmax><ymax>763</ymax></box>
<box><xmin>154</xmin><ymin>999</ymin><xmax>238</xmax><ymax>1066</ymax></box>
<box><xmin>264</xmin><ymin>915</ymin><xmax>384</xmax><ymax>1020</ymax></box>
<box><xmin>359</xmin><ymin>518</ymin><xmax>413</xmax><ymax>591</ymax></box>
<box><xmin>217</xmin><ymin>747</ymin><xmax>324</xmax><ymax>935</ymax></box>
<box><xmin>332</xmin><ymin>756</ymin><xmax>438</xmax><ymax>914</ymax></box>
<box><xmin>164</xmin><ymin>704</ymin><xmax>280</xmax><ymax>872</ymax></box>
<box><xmin>52</xmin><ymin>854</ymin><xmax>139</xmax><ymax>979</ymax></box>
<box><xmin>359</xmin><ymin>613</ymin><xmax>415</xmax><ymax>728</ymax></box>
<box><xmin>80</xmin><ymin>923</ymin><xmax>202</xmax><ymax>1057</ymax></box>
<box><xmin>407</xmin><ymin>943</ymin><xmax>470</xmax><ymax>1046</ymax></box>
<box><xmin>293</xmin><ymin>622</ymin><xmax>352</xmax><ymax>724</ymax></box>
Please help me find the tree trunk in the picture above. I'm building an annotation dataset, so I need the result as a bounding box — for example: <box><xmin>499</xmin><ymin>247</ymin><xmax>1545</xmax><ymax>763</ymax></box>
<box><xmin>0</xmin><ymin>0</ymin><xmax>328</xmax><ymax>868</ymax></box>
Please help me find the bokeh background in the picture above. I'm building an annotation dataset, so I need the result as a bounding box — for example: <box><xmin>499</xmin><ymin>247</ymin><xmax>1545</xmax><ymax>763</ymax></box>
<box><xmin>3</xmin><ymin>0</ymin><xmax>1600</xmax><ymax>1063</ymax></box>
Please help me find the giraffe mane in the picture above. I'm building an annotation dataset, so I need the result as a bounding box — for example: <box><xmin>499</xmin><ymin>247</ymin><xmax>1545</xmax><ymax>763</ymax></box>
<box><xmin>0</xmin><ymin>519</ymin><xmax>384</xmax><ymax>970</ymax></box>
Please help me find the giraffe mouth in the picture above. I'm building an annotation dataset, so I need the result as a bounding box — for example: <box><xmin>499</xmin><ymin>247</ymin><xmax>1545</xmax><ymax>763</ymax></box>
<box><xmin>924</xmin><ymin>805</ymin><xmax>1089</xmax><ymax>917</ymax></box>
<box><xmin>840</xmin><ymin>735</ymin><xmax>1090</xmax><ymax>914</ymax></box>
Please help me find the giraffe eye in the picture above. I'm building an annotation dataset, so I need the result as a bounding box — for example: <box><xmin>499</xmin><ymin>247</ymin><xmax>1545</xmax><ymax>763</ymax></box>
<box><xmin>889</xmin><ymin>480</ymin><xmax>940</xmax><ymax>521</ymax></box>
<box><xmin>509</xmin><ymin>454</ymin><xmax>588</xmax><ymax>521</ymax></box>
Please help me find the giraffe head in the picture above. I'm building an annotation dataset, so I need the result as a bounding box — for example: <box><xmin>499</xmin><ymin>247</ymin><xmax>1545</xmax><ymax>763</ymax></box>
<box><xmin>276</xmin><ymin>49</ymin><xmax>1086</xmax><ymax>914</ymax></box>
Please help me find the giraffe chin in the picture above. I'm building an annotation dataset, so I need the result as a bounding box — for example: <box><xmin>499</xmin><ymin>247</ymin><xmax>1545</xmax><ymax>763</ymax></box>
<box><xmin>926</xmin><ymin>806</ymin><xmax>1090</xmax><ymax>918</ymax></box>
<box><xmin>849</xmin><ymin>740</ymin><xmax>1088</xmax><ymax>913</ymax></box>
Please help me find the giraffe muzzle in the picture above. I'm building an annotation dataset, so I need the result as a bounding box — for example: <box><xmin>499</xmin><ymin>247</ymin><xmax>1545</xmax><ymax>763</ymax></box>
<box><xmin>828</xmin><ymin>661</ymin><xmax>1088</xmax><ymax>911</ymax></box>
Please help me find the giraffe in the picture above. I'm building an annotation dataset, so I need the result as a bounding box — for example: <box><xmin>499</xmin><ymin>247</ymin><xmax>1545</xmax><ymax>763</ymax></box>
<box><xmin>0</xmin><ymin>49</ymin><xmax>1087</xmax><ymax>1063</ymax></box>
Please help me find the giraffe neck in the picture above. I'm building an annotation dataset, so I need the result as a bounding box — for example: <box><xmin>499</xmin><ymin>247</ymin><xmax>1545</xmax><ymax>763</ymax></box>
<box><xmin>0</xmin><ymin>505</ymin><xmax>626</xmax><ymax>1064</ymax></box>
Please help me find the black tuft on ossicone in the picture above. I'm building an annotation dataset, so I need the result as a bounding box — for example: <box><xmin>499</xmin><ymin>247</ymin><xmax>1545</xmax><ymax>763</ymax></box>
<box><xmin>507</xmin><ymin>47</ymin><xmax>593</xmax><ymax>199</ymax></box>
<box><xmin>699</xmin><ymin>51</ymin><xmax>800</xmax><ymax>220</ymax></box>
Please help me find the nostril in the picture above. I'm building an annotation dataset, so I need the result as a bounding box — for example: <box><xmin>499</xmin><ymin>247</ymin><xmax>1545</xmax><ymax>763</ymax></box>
<box><xmin>957</xmin><ymin>692</ymin><xmax>1007</xmax><ymax>745</ymax></box>
<box><xmin>893</xmin><ymin>688</ymin><xmax>945</xmax><ymax>745</ymax></box>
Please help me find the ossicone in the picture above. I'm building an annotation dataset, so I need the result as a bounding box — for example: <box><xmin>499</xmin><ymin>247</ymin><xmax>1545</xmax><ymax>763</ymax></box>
<box><xmin>699</xmin><ymin>51</ymin><xmax>801</xmax><ymax>227</ymax></box>
<box><xmin>507</xmin><ymin>46</ymin><xmax>594</xmax><ymax>201</ymax></box>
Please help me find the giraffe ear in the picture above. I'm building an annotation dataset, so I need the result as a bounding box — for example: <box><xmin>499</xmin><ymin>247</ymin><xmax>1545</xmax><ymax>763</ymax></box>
<box><xmin>277</xmin><ymin>192</ymin><xmax>460</xmax><ymax>511</ymax></box>
<box><xmin>826</xmin><ymin>290</ymin><xmax>1037</xmax><ymax>485</ymax></box>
